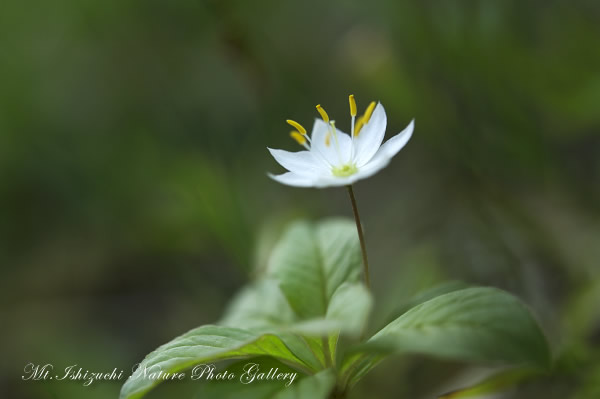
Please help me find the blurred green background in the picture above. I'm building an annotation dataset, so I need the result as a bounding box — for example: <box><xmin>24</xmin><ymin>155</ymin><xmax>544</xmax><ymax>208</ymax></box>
<box><xmin>2</xmin><ymin>0</ymin><xmax>599</xmax><ymax>398</ymax></box>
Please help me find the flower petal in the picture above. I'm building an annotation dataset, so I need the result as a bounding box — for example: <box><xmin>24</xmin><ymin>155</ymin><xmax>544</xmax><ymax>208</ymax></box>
<box><xmin>268</xmin><ymin>172</ymin><xmax>316</xmax><ymax>187</ymax></box>
<box><xmin>365</xmin><ymin>119</ymin><xmax>414</xmax><ymax>165</ymax></box>
<box><xmin>352</xmin><ymin>103</ymin><xmax>387</xmax><ymax>167</ymax></box>
<box><xmin>310</xmin><ymin>119</ymin><xmax>353</xmax><ymax>166</ymax></box>
<box><xmin>267</xmin><ymin>148</ymin><xmax>328</xmax><ymax>177</ymax></box>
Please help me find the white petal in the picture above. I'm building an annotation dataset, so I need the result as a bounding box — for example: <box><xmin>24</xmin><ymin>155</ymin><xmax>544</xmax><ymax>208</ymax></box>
<box><xmin>310</xmin><ymin>119</ymin><xmax>353</xmax><ymax>166</ymax></box>
<box><xmin>267</xmin><ymin>148</ymin><xmax>328</xmax><ymax>177</ymax></box>
<box><xmin>378</xmin><ymin>119</ymin><xmax>414</xmax><ymax>158</ymax></box>
<box><xmin>352</xmin><ymin>103</ymin><xmax>387</xmax><ymax>167</ymax></box>
<box><xmin>352</xmin><ymin>154</ymin><xmax>392</xmax><ymax>179</ymax></box>
<box><xmin>311</xmin><ymin>175</ymin><xmax>357</xmax><ymax>188</ymax></box>
<box><xmin>268</xmin><ymin>172</ymin><xmax>316</xmax><ymax>187</ymax></box>
<box><xmin>364</xmin><ymin>119</ymin><xmax>414</xmax><ymax>166</ymax></box>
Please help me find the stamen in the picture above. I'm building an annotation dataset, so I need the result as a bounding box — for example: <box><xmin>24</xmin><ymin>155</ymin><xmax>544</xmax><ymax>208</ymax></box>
<box><xmin>286</xmin><ymin>119</ymin><xmax>306</xmax><ymax>135</ymax></box>
<box><xmin>329</xmin><ymin>120</ymin><xmax>344</xmax><ymax>163</ymax></box>
<box><xmin>330</xmin><ymin>121</ymin><xmax>340</xmax><ymax>146</ymax></box>
<box><xmin>354</xmin><ymin>118</ymin><xmax>365</xmax><ymax>136</ymax></box>
<box><xmin>290</xmin><ymin>131</ymin><xmax>308</xmax><ymax>147</ymax></box>
<box><xmin>325</xmin><ymin>132</ymin><xmax>331</xmax><ymax>147</ymax></box>
<box><xmin>349</xmin><ymin>95</ymin><xmax>357</xmax><ymax>117</ymax></box>
<box><xmin>316</xmin><ymin>104</ymin><xmax>329</xmax><ymax>123</ymax></box>
<box><xmin>354</xmin><ymin>101</ymin><xmax>376</xmax><ymax>137</ymax></box>
<box><xmin>363</xmin><ymin>101</ymin><xmax>376</xmax><ymax>123</ymax></box>
<box><xmin>350</xmin><ymin>95</ymin><xmax>356</xmax><ymax>160</ymax></box>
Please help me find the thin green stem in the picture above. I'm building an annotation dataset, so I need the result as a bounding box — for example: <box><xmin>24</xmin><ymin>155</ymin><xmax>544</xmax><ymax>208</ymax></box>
<box><xmin>346</xmin><ymin>185</ymin><xmax>370</xmax><ymax>289</ymax></box>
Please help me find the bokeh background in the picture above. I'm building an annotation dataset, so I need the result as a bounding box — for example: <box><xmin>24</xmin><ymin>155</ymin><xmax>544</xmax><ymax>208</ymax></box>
<box><xmin>2</xmin><ymin>1</ymin><xmax>599</xmax><ymax>398</ymax></box>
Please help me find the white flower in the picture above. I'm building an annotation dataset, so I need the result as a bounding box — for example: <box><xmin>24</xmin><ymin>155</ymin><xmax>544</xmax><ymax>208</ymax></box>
<box><xmin>268</xmin><ymin>95</ymin><xmax>414</xmax><ymax>188</ymax></box>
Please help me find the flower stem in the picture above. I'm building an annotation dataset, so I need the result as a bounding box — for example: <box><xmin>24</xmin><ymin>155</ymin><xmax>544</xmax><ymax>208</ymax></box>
<box><xmin>346</xmin><ymin>185</ymin><xmax>370</xmax><ymax>290</ymax></box>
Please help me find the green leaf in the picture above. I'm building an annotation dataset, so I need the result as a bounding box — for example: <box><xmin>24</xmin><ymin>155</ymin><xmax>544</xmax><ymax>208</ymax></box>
<box><xmin>266</xmin><ymin>219</ymin><xmax>362</xmax><ymax>319</ymax></box>
<box><xmin>222</xmin><ymin>279</ymin><xmax>371</xmax><ymax>338</ymax></box>
<box><xmin>220</xmin><ymin>279</ymin><xmax>297</xmax><ymax>330</ymax></box>
<box><xmin>325</xmin><ymin>282</ymin><xmax>372</xmax><ymax>335</ymax></box>
<box><xmin>218</xmin><ymin>279</ymin><xmax>325</xmax><ymax>371</ymax></box>
<box><xmin>119</xmin><ymin>325</ymin><xmax>313</xmax><ymax>399</ymax></box>
<box><xmin>342</xmin><ymin>287</ymin><xmax>551</xmax><ymax>387</ymax></box>
<box><xmin>372</xmin><ymin>287</ymin><xmax>551</xmax><ymax>366</ymax></box>
<box><xmin>273</xmin><ymin>282</ymin><xmax>372</xmax><ymax>337</ymax></box>
<box><xmin>383</xmin><ymin>280</ymin><xmax>470</xmax><ymax>324</ymax></box>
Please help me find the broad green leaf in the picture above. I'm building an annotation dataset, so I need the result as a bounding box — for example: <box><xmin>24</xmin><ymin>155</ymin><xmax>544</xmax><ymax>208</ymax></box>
<box><xmin>266</xmin><ymin>219</ymin><xmax>361</xmax><ymax>319</ymax></box>
<box><xmin>342</xmin><ymin>287</ymin><xmax>550</xmax><ymax>387</ymax></box>
<box><xmin>219</xmin><ymin>279</ymin><xmax>325</xmax><ymax>371</ymax></box>
<box><xmin>222</xmin><ymin>279</ymin><xmax>371</xmax><ymax>338</ymax></box>
<box><xmin>437</xmin><ymin>368</ymin><xmax>540</xmax><ymax>398</ymax></box>
<box><xmin>325</xmin><ymin>282</ymin><xmax>372</xmax><ymax>335</ymax></box>
<box><xmin>119</xmin><ymin>325</ymin><xmax>313</xmax><ymax>399</ymax></box>
<box><xmin>372</xmin><ymin>287</ymin><xmax>551</xmax><ymax>366</ymax></box>
<box><xmin>220</xmin><ymin>279</ymin><xmax>297</xmax><ymax>329</ymax></box>
<box><xmin>381</xmin><ymin>280</ymin><xmax>469</xmax><ymax>327</ymax></box>
<box><xmin>194</xmin><ymin>358</ymin><xmax>335</xmax><ymax>399</ymax></box>
<box><xmin>275</xmin><ymin>282</ymin><xmax>372</xmax><ymax>337</ymax></box>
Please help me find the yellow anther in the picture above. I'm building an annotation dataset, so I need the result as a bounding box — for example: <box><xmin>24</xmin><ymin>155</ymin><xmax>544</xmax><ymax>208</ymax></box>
<box><xmin>290</xmin><ymin>131</ymin><xmax>307</xmax><ymax>146</ymax></box>
<box><xmin>363</xmin><ymin>101</ymin><xmax>376</xmax><ymax>123</ymax></box>
<box><xmin>286</xmin><ymin>119</ymin><xmax>306</xmax><ymax>135</ymax></box>
<box><xmin>354</xmin><ymin>117</ymin><xmax>365</xmax><ymax>136</ymax></box>
<box><xmin>354</xmin><ymin>101</ymin><xmax>376</xmax><ymax>137</ymax></box>
<box><xmin>325</xmin><ymin>132</ymin><xmax>331</xmax><ymax>147</ymax></box>
<box><xmin>316</xmin><ymin>104</ymin><xmax>329</xmax><ymax>123</ymax></box>
<box><xmin>349</xmin><ymin>95</ymin><xmax>357</xmax><ymax>117</ymax></box>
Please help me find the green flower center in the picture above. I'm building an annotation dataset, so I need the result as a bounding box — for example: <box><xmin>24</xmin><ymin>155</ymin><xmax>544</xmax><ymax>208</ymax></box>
<box><xmin>332</xmin><ymin>163</ymin><xmax>358</xmax><ymax>177</ymax></box>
